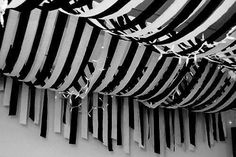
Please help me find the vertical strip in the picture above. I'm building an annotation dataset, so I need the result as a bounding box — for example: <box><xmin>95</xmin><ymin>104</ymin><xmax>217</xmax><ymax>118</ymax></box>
<box><xmin>153</xmin><ymin>107</ymin><xmax>160</xmax><ymax>154</ymax></box>
<box><xmin>129</xmin><ymin>97</ymin><xmax>134</xmax><ymax>129</ymax></box>
<box><xmin>54</xmin><ymin>92</ymin><xmax>62</xmax><ymax>133</ymax></box>
<box><xmin>123</xmin><ymin>97</ymin><xmax>130</xmax><ymax>153</ymax></box>
<box><xmin>111</xmin><ymin>95</ymin><xmax>117</xmax><ymax>140</ymax></box>
<box><xmin>133</xmin><ymin>99</ymin><xmax>141</xmax><ymax>144</ymax></box>
<box><xmin>117</xmin><ymin>96</ymin><xmax>122</xmax><ymax>145</ymax></box>
<box><xmin>189</xmin><ymin>111</ymin><xmax>196</xmax><ymax>149</ymax></box>
<box><xmin>81</xmin><ymin>96</ymin><xmax>88</xmax><ymax>139</ymax></box>
<box><xmin>102</xmin><ymin>95</ymin><xmax>108</xmax><ymax>146</ymax></box>
<box><xmin>2</xmin><ymin>77</ymin><xmax>13</xmax><ymax>107</ymax></box>
<box><xmin>19</xmin><ymin>83</ymin><xmax>29</xmax><ymax>125</ymax></box>
<box><xmin>88</xmin><ymin>94</ymin><xmax>93</xmax><ymax>133</ymax></box>
<box><xmin>98</xmin><ymin>93</ymin><xmax>103</xmax><ymax>142</ymax></box>
<box><xmin>93</xmin><ymin>93</ymin><xmax>99</xmax><ymax>138</ymax></box>
<box><xmin>29</xmin><ymin>86</ymin><xmax>36</xmax><ymax>121</ymax></box>
<box><xmin>107</xmin><ymin>95</ymin><xmax>113</xmax><ymax>151</ymax></box>
<box><xmin>34</xmin><ymin>88</ymin><xmax>42</xmax><ymax>125</ymax></box>
<box><xmin>9</xmin><ymin>79</ymin><xmax>20</xmax><ymax>116</ymax></box>
<box><xmin>218</xmin><ymin>112</ymin><xmax>226</xmax><ymax>141</ymax></box>
<box><xmin>40</xmin><ymin>89</ymin><xmax>48</xmax><ymax>138</ymax></box>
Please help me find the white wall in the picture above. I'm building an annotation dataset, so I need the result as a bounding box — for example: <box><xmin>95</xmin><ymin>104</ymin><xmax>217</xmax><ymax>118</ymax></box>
<box><xmin>0</xmin><ymin>92</ymin><xmax>234</xmax><ymax>157</ymax></box>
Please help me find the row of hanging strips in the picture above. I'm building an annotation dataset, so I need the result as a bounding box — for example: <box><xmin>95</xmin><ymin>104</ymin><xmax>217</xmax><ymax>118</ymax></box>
<box><xmin>0</xmin><ymin>8</ymin><xmax>236</xmax><ymax>113</ymax></box>
<box><xmin>0</xmin><ymin>75</ymin><xmax>227</xmax><ymax>156</ymax></box>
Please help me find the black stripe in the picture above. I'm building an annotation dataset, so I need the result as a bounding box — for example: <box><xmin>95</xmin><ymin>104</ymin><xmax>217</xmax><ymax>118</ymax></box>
<box><xmin>29</xmin><ymin>86</ymin><xmax>36</xmax><ymax>121</ymax></box>
<box><xmin>218</xmin><ymin>113</ymin><xmax>225</xmax><ymax>141</ymax></box>
<box><xmin>178</xmin><ymin>108</ymin><xmax>184</xmax><ymax>143</ymax></box>
<box><xmin>107</xmin><ymin>95</ymin><xmax>113</xmax><ymax>151</ymax></box>
<box><xmin>204</xmin><ymin>113</ymin><xmax>211</xmax><ymax>148</ymax></box>
<box><xmin>98</xmin><ymin>94</ymin><xmax>103</xmax><ymax>143</ymax></box>
<box><xmin>117</xmin><ymin>96</ymin><xmax>122</xmax><ymax>145</ymax></box>
<box><xmin>9</xmin><ymin>78</ymin><xmax>20</xmax><ymax>116</ymax></box>
<box><xmin>129</xmin><ymin>97</ymin><xmax>134</xmax><ymax>129</ymax></box>
<box><xmin>153</xmin><ymin>107</ymin><xmax>160</xmax><ymax>154</ymax></box>
<box><xmin>189</xmin><ymin>111</ymin><xmax>196</xmax><ymax>146</ymax></box>
<box><xmin>40</xmin><ymin>90</ymin><xmax>48</xmax><ymax>138</ymax></box>
<box><xmin>164</xmin><ymin>109</ymin><xmax>171</xmax><ymax>149</ymax></box>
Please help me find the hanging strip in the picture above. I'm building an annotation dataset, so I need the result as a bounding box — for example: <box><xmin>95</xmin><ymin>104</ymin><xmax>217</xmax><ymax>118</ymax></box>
<box><xmin>111</xmin><ymin>95</ymin><xmax>118</xmax><ymax>140</ymax></box>
<box><xmin>102</xmin><ymin>95</ymin><xmax>108</xmax><ymax>146</ymax></box>
<box><xmin>40</xmin><ymin>89</ymin><xmax>48</xmax><ymax>138</ymax></box>
<box><xmin>69</xmin><ymin>96</ymin><xmax>80</xmax><ymax>144</ymax></box>
<box><xmin>34</xmin><ymin>88</ymin><xmax>42</xmax><ymax>125</ymax></box>
<box><xmin>218</xmin><ymin>112</ymin><xmax>226</xmax><ymax>141</ymax></box>
<box><xmin>211</xmin><ymin>113</ymin><xmax>218</xmax><ymax>141</ymax></box>
<box><xmin>123</xmin><ymin>97</ymin><xmax>130</xmax><ymax>153</ymax></box>
<box><xmin>116</xmin><ymin>96</ymin><xmax>122</xmax><ymax>145</ymax></box>
<box><xmin>54</xmin><ymin>92</ymin><xmax>62</xmax><ymax>133</ymax></box>
<box><xmin>97</xmin><ymin>93</ymin><xmax>103</xmax><ymax>142</ymax></box>
<box><xmin>153</xmin><ymin>107</ymin><xmax>160</xmax><ymax>154</ymax></box>
<box><xmin>128</xmin><ymin>97</ymin><xmax>134</xmax><ymax>129</ymax></box>
<box><xmin>139</xmin><ymin>102</ymin><xmax>145</xmax><ymax>148</ymax></box>
<box><xmin>8</xmin><ymin>78</ymin><xmax>20</xmax><ymax>115</ymax></box>
<box><xmin>92</xmin><ymin>93</ymin><xmax>99</xmax><ymax>138</ymax></box>
<box><xmin>88</xmin><ymin>94</ymin><xmax>93</xmax><ymax>133</ymax></box>
<box><xmin>81</xmin><ymin>96</ymin><xmax>88</xmax><ymax>139</ymax></box>
<box><xmin>159</xmin><ymin>108</ymin><xmax>166</xmax><ymax>156</ymax></box>
<box><xmin>63</xmin><ymin>98</ymin><xmax>71</xmax><ymax>140</ymax></box>
<box><xmin>174</xmin><ymin>108</ymin><xmax>181</xmax><ymax>146</ymax></box>
<box><xmin>164</xmin><ymin>109</ymin><xmax>171</xmax><ymax>149</ymax></box>
<box><xmin>0</xmin><ymin>76</ymin><xmax>4</xmax><ymax>91</ymax></box>
<box><xmin>107</xmin><ymin>95</ymin><xmax>113</xmax><ymax>151</ymax></box>
<box><xmin>133</xmin><ymin>99</ymin><xmax>141</xmax><ymax>144</ymax></box>
<box><xmin>19</xmin><ymin>83</ymin><xmax>29</xmax><ymax>125</ymax></box>
<box><xmin>29</xmin><ymin>86</ymin><xmax>36</xmax><ymax>121</ymax></box>
<box><xmin>189</xmin><ymin>111</ymin><xmax>196</xmax><ymax>149</ymax></box>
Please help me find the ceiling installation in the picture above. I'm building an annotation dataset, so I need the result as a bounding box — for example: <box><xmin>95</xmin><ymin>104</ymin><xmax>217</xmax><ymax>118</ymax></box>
<box><xmin>0</xmin><ymin>0</ymin><xmax>235</xmax><ymax>156</ymax></box>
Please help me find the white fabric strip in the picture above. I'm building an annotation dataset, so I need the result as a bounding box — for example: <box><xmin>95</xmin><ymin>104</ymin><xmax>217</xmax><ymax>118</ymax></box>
<box><xmin>123</xmin><ymin>97</ymin><xmax>130</xmax><ymax>153</ymax></box>
<box><xmin>63</xmin><ymin>99</ymin><xmax>71</xmax><ymax>139</ymax></box>
<box><xmin>102</xmin><ymin>95</ymin><xmax>108</xmax><ymax>146</ymax></box>
<box><xmin>133</xmin><ymin>99</ymin><xmax>141</xmax><ymax>145</ymax></box>
<box><xmin>92</xmin><ymin>93</ymin><xmax>99</xmax><ymax>138</ymax></box>
<box><xmin>34</xmin><ymin>88</ymin><xmax>43</xmax><ymax>125</ymax></box>
<box><xmin>19</xmin><ymin>83</ymin><xmax>29</xmax><ymax>125</ymax></box>
<box><xmin>81</xmin><ymin>96</ymin><xmax>89</xmax><ymax>139</ymax></box>
<box><xmin>111</xmin><ymin>95</ymin><xmax>118</xmax><ymax>140</ymax></box>
<box><xmin>54</xmin><ymin>92</ymin><xmax>62</xmax><ymax>133</ymax></box>
<box><xmin>2</xmin><ymin>77</ymin><xmax>12</xmax><ymax>107</ymax></box>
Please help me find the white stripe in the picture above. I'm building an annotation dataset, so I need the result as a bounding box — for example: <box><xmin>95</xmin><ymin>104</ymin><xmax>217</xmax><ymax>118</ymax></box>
<box><xmin>2</xmin><ymin>77</ymin><xmax>13</xmax><ymax>107</ymax></box>
<box><xmin>19</xmin><ymin>83</ymin><xmax>29</xmax><ymax>125</ymax></box>
<box><xmin>54</xmin><ymin>92</ymin><xmax>62</xmax><ymax>133</ymax></box>
<box><xmin>111</xmin><ymin>96</ymin><xmax>118</xmax><ymax>140</ymax></box>
<box><xmin>81</xmin><ymin>96</ymin><xmax>88</xmax><ymax>139</ymax></box>
<box><xmin>123</xmin><ymin>97</ymin><xmax>130</xmax><ymax>153</ymax></box>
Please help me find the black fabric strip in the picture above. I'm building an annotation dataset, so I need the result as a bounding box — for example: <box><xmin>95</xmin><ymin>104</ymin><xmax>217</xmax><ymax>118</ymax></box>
<box><xmin>18</xmin><ymin>10</ymin><xmax>48</xmax><ymax>80</ymax></box>
<box><xmin>107</xmin><ymin>95</ymin><xmax>113</xmax><ymax>151</ymax></box>
<box><xmin>129</xmin><ymin>97</ymin><xmax>134</xmax><ymax>129</ymax></box>
<box><xmin>40</xmin><ymin>90</ymin><xmax>48</xmax><ymax>138</ymax></box>
<box><xmin>181</xmin><ymin>63</ymin><xmax>217</xmax><ymax>107</ymax></box>
<box><xmin>189</xmin><ymin>71</ymin><xmax>224</xmax><ymax>108</ymax></box>
<box><xmin>167</xmin><ymin>60</ymin><xmax>208</xmax><ymax>107</ymax></box>
<box><xmin>131</xmin><ymin>56</ymin><xmax>166</xmax><ymax>97</ymax></box>
<box><xmin>178</xmin><ymin>108</ymin><xmax>184</xmax><ymax>143</ymax></box>
<box><xmin>101</xmin><ymin>42</ymin><xmax>138</xmax><ymax>93</ymax></box>
<box><xmin>3</xmin><ymin>11</ymin><xmax>30</xmax><ymax>74</ymax></box>
<box><xmin>51</xmin><ymin>17</ymin><xmax>86</xmax><ymax>89</ymax></box>
<box><xmin>138</xmin><ymin>58</ymin><xmax>179</xmax><ymax>100</ymax></box>
<box><xmin>155</xmin><ymin>0</ymin><xmax>223</xmax><ymax>45</ymax></box>
<box><xmin>189</xmin><ymin>111</ymin><xmax>196</xmax><ymax>146</ymax></box>
<box><xmin>193</xmin><ymin>78</ymin><xmax>231</xmax><ymax>110</ymax></box>
<box><xmin>171</xmin><ymin>109</ymin><xmax>175</xmax><ymax>150</ymax></box>
<box><xmin>15</xmin><ymin>0</ymin><xmax>44</xmax><ymax>11</ymax></box>
<box><xmin>153</xmin><ymin>107</ymin><xmax>160</xmax><ymax>154</ymax></box>
<box><xmin>204</xmin><ymin>113</ymin><xmax>211</xmax><ymax>148</ymax></box>
<box><xmin>67</xmin><ymin>27</ymin><xmax>100</xmax><ymax>90</ymax></box>
<box><xmin>148</xmin><ymin>60</ymin><xmax>194</xmax><ymax>103</ymax></box>
<box><xmin>211</xmin><ymin>113</ymin><xmax>218</xmax><ymax>141</ymax></box>
<box><xmin>98</xmin><ymin>94</ymin><xmax>103</xmax><ymax>143</ymax></box>
<box><xmin>89</xmin><ymin>36</ymin><xmax>119</xmax><ymax>92</ymax></box>
<box><xmin>110</xmin><ymin>0</ymin><xmax>167</xmax><ymax>31</ymax></box>
<box><xmin>29</xmin><ymin>86</ymin><xmax>36</xmax><ymax>121</ymax></box>
<box><xmin>139</xmin><ymin>102</ymin><xmax>144</xmax><ymax>147</ymax></box>
<box><xmin>88</xmin><ymin>94</ymin><xmax>93</xmax><ymax>133</ymax></box>
<box><xmin>34</xmin><ymin>12</ymin><xmax>68</xmax><ymax>86</ymax></box>
<box><xmin>117</xmin><ymin>47</ymin><xmax>152</xmax><ymax>95</ymax></box>
<box><xmin>0</xmin><ymin>10</ymin><xmax>9</xmax><ymax>49</ymax></box>
<box><xmin>62</xmin><ymin>98</ymin><xmax>67</xmax><ymax>124</ymax></box>
<box><xmin>9</xmin><ymin>78</ymin><xmax>20</xmax><ymax>116</ymax></box>
<box><xmin>69</xmin><ymin>96</ymin><xmax>80</xmax><ymax>144</ymax></box>
<box><xmin>140</xmin><ymin>0</ymin><xmax>202</xmax><ymax>43</ymax></box>
<box><xmin>231</xmin><ymin>127</ymin><xmax>236</xmax><ymax>157</ymax></box>
<box><xmin>87</xmin><ymin>62</ymin><xmax>95</xmax><ymax>74</ymax></box>
<box><xmin>117</xmin><ymin>96</ymin><xmax>122</xmax><ymax>145</ymax></box>
<box><xmin>164</xmin><ymin>109</ymin><xmax>171</xmax><ymax>149</ymax></box>
<box><xmin>90</xmin><ymin>0</ymin><xmax>131</xmax><ymax>19</ymax></box>
<box><xmin>218</xmin><ymin>113</ymin><xmax>225</xmax><ymax>141</ymax></box>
